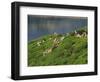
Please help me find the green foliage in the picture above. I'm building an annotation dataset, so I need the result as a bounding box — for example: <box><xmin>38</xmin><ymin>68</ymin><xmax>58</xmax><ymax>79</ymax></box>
<box><xmin>28</xmin><ymin>27</ymin><xmax>88</xmax><ymax>66</ymax></box>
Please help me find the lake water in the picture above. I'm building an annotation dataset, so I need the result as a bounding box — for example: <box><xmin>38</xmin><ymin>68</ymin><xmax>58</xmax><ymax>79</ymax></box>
<box><xmin>28</xmin><ymin>15</ymin><xmax>87</xmax><ymax>41</ymax></box>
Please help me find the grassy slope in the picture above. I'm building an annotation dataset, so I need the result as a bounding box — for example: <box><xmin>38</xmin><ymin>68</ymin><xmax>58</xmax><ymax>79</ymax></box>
<box><xmin>28</xmin><ymin>27</ymin><xmax>88</xmax><ymax>66</ymax></box>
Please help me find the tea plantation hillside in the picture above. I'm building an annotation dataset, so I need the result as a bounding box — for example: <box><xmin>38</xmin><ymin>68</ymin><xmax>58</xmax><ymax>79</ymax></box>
<box><xmin>28</xmin><ymin>27</ymin><xmax>87</xmax><ymax>66</ymax></box>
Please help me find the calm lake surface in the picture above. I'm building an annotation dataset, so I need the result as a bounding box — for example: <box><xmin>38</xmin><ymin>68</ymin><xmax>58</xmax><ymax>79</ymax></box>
<box><xmin>28</xmin><ymin>15</ymin><xmax>87</xmax><ymax>41</ymax></box>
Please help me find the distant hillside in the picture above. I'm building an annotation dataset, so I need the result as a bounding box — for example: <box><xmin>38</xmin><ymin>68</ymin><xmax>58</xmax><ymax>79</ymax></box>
<box><xmin>28</xmin><ymin>27</ymin><xmax>88</xmax><ymax>66</ymax></box>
